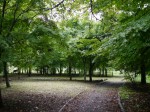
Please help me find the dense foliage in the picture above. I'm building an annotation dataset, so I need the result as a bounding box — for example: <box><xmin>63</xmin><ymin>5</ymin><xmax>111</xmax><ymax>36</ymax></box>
<box><xmin>0</xmin><ymin>0</ymin><xmax>150</xmax><ymax>85</ymax></box>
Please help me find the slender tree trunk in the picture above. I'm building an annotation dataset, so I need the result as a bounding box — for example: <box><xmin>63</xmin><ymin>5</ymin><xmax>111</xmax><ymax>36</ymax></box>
<box><xmin>42</xmin><ymin>67</ymin><xmax>44</xmax><ymax>75</ymax></box>
<box><xmin>0</xmin><ymin>89</ymin><xmax>3</xmax><ymax>108</ymax></box>
<box><xmin>36</xmin><ymin>68</ymin><xmax>39</xmax><ymax>74</ymax></box>
<box><xmin>69</xmin><ymin>61</ymin><xmax>72</xmax><ymax>81</ymax></box>
<box><xmin>52</xmin><ymin>68</ymin><xmax>56</xmax><ymax>75</ymax></box>
<box><xmin>99</xmin><ymin>68</ymin><xmax>101</xmax><ymax>77</ymax></box>
<box><xmin>3</xmin><ymin>61</ymin><xmax>10</xmax><ymax>88</ymax></box>
<box><xmin>102</xmin><ymin>66</ymin><xmax>105</xmax><ymax>77</ymax></box>
<box><xmin>18</xmin><ymin>68</ymin><xmax>21</xmax><ymax>79</ymax></box>
<box><xmin>141</xmin><ymin>59</ymin><xmax>146</xmax><ymax>84</ymax></box>
<box><xmin>89</xmin><ymin>57</ymin><xmax>93</xmax><ymax>82</ymax></box>
<box><xmin>46</xmin><ymin>67</ymin><xmax>49</xmax><ymax>74</ymax></box>
<box><xmin>25</xmin><ymin>69</ymin><xmax>27</xmax><ymax>74</ymax></box>
<box><xmin>105</xmin><ymin>68</ymin><xmax>107</xmax><ymax>77</ymax></box>
<box><xmin>28</xmin><ymin>67</ymin><xmax>31</xmax><ymax>77</ymax></box>
<box><xmin>59</xmin><ymin>64</ymin><xmax>62</xmax><ymax>76</ymax></box>
<box><xmin>74</xmin><ymin>68</ymin><xmax>76</xmax><ymax>75</ymax></box>
<box><xmin>21</xmin><ymin>69</ymin><xmax>24</xmax><ymax>74</ymax></box>
<box><xmin>83</xmin><ymin>63</ymin><xmax>86</xmax><ymax>81</ymax></box>
<box><xmin>112</xmin><ymin>71</ymin><xmax>113</xmax><ymax>76</ymax></box>
<box><xmin>82</xmin><ymin>57</ymin><xmax>86</xmax><ymax>81</ymax></box>
<box><xmin>40</xmin><ymin>68</ymin><xmax>42</xmax><ymax>75</ymax></box>
<box><xmin>134</xmin><ymin>70</ymin><xmax>137</xmax><ymax>78</ymax></box>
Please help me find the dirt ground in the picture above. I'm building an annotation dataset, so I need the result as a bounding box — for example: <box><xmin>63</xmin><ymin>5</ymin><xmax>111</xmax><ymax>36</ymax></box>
<box><xmin>0</xmin><ymin>77</ymin><xmax>124</xmax><ymax>112</ymax></box>
<box><xmin>120</xmin><ymin>83</ymin><xmax>150</xmax><ymax>112</ymax></box>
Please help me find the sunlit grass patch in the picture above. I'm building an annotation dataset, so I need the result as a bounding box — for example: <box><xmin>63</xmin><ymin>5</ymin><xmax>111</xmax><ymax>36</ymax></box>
<box><xmin>119</xmin><ymin>85</ymin><xmax>135</xmax><ymax>100</ymax></box>
<box><xmin>134</xmin><ymin>75</ymin><xmax>150</xmax><ymax>83</ymax></box>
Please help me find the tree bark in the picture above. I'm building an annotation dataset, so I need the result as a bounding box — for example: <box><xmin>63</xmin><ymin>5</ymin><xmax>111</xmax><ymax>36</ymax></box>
<box><xmin>89</xmin><ymin>57</ymin><xmax>94</xmax><ymax>82</ymax></box>
<box><xmin>28</xmin><ymin>67</ymin><xmax>31</xmax><ymax>77</ymax></box>
<box><xmin>0</xmin><ymin>89</ymin><xmax>3</xmax><ymax>108</ymax></box>
<box><xmin>69</xmin><ymin>61</ymin><xmax>72</xmax><ymax>81</ymax></box>
<box><xmin>18</xmin><ymin>68</ymin><xmax>21</xmax><ymax>79</ymax></box>
<box><xmin>82</xmin><ymin>57</ymin><xmax>86</xmax><ymax>81</ymax></box>
<box><xmin>141</xmin><ymin>59</ymin><xmax>146</xmax><ymax>84</ymax></box>
<box><xmin>99</xmin><ymin>68</ymin><xmax>101</xmax><ymax>77</ymax></box>
<box><xmin>83</xmin><ymin>64</ymin><xmax>86</xmax><ymax>81</ymax></box>
<box><xmin>59</xmin><ymin>64</ymin><xmax>62</xmax><ymax>76</ymax></box>
<box><xmin>3</xmin><ymin>61</ymin><xmax>11</xmax><ymax>88</ymax></box>
<box><xmin>102</xmin><ymin>66</ymin><xmax>105</xmax><ymax>77</ymax></box>
<box><xmin>105</xmin><ymin>68</ymin><xmax>107</xmax><ymax>77</ymax></box>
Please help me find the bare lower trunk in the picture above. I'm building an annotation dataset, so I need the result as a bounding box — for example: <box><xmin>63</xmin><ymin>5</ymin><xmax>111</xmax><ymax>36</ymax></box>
<box><xmin>82</xmin><ymin>57</ymin><xmax>86</xmax><ymax>81</ymax></box>
<box><xmin>59</xmin><ymin>64</ymin><xmax>62</xmax><ymax>75</ymax></box>
<box><xmin>89</xmin><ymin>57</ymin><xmax>94</xmax><ymax>82</ymax></box>
<box><xmin>99</xmin><ymin>68</ymin><xmax>101</xmax><ymax>77</ymax></box>
<box><xmin>18</xmin><ymin>68</ymin><xmax>21</xmax><ymax>79</ymax></box>
<box><xmin>28</xmin><ymin>67</ymin><xmax>31</xmax><ymax>77</ymax></box>
<box><xmin>69</xmin><ymin>62</ymin><xmax>72</xmax><ymax>81</ymax></box>
<box><xmin>84</xmin><ymin>65</ymin><xmax>86</xmax><ymax>81</ymax></box>
<box><xmin>102</xmin><ymin>66</ymin><xmax>105</xmax><ymax>77</ymax></box>
<box><xmin>141</xmin><ymin>60</ymin><xmax>146</xmax><ymax>84</ymax></box>
<box><xmin>3</xmin><ymin>61</ymin><xmax>10</xmax><ymax>88</ymax></box>
<box><xmin>0</xmin><ymin>89</ymin><xmax>3</xmax><ymax>108</ymax></box>
<box><xmin>105</xmin><ymin>68</ymin><xmax>107</xmax><ymax>77</ymax></box>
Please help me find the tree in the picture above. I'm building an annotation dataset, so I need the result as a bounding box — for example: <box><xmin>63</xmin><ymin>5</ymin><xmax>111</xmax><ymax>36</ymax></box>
<box><xmin>0</xmin><ymin>0</ymin><xmax>65</xmax><ymax>107</ymax></box>
<box><xmin>97</xmin><ymin>0</ymin><xmax>150</xmax><ymax>84</ymax></box>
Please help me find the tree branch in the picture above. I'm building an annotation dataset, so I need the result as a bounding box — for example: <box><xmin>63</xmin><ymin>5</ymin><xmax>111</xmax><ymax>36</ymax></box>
<box><xmin>0</xmin><ymin>0</ymin><xmax>6</xmax><ymax>34</ymax></box>
<box><xmin>90</xmin><ymin>0</ymin><xmax>100</xmax><ymax>21</ymax></box>
<box><xmin>6</xmin><ymin>1</ymin><xmax>19</xmax><ymax>37</ymax></box>
<box><xmin>94</xmin><ymin>33</ymin><xmax>112</xmax><ymax>41</ymax></box>
<box><xmin>44</xmin><ymin>0</ymin><xmax>65</xmax><ymax>11</ymax></box>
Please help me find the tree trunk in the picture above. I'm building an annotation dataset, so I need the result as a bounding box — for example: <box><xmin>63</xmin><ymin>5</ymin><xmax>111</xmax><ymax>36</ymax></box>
<box><xmin>102</xmin><ymin>66</ymin><xmax>105</xmax><ymax>77</ymax></box>
<box><xmin>83</xmin><ymin>64</ymin><xmax>86</xmax><ymax>81</ymax></box>
<box><xmin>59</xmin><ymin>64</ymin><xmax>62</xmax><ymax>76</ymax></box>
<box><xmin>3</xmin><ymin>61</ymin><xmax>10</xmax><ymax>88</ymax></box>
<box><xmin>99</xmin><ymin>68</ymin><xmax>101</xmax><ymax>77</ymax></box>
<box><xmin>21</xmin><ymin>69</ymin><xmax>24</xmax><ymax>74</ymax></box>
<box><xmin>89</xmin><ymin>57</ymin><xmax>93</xmax><ymax>82</ymax></box>
<box><xmin>105</xmin><ymin>68</ymin><xmax>107</xmax><ymax>77</ymax></box>
<box><xmin>82</xmin><ymin>57</ymin><xmax>86</xmax><ymax>81</ymax></box>
<box><xmin>52</xmin><ymin>68</ymin><xmax>56</xmax><ymax>75</ymax></box>
<box><xmin>46</xmin><ymin>67</ymin><xmax>49</xmax><ymax>75</ymax></box>
<box><xmin>73</xmin><ymin>68</ymin><xmax>76</xmax><ymax>75</ymax></box>
<box><xmin>134</xmin><ymin>70</ymin><xmax>137</xmax><ymax>78</ymax></box>
<box><xmin>40</xmin><ymin>68</ymin><xmax>42</xmax><ymax>75</ymax></box>
<box><xmin>141</xmin><ymin>60</ymin><xmax>146</xmax><ymax>84</ymax></box>
<box><xmin>112</xmin><ymin>71</ymin><xmax>113</xmax><ymax>76</ymax></box>
<box><xmin>18</xmin><ymin>68</ymin><xmax>21</xmax><ymax>79</ymax></box>
<box><xmin>69</xmin><ymin>61</ymin><xmax>72</xmax><ymax>81</ymax></box>
<box><xmin>28</xmin><ymin>67</ymin><xmax>31</xmax><ymax>77</ymax></box>
<box><xmin>0</xmin><ymin>89</ymin><xmax>3</xmax><ymax>108</ymax></box>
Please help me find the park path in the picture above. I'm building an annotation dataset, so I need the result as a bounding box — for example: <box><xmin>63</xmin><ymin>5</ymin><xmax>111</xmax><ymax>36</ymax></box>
<box><xmin>59</xmin><ymin>78</ymin><xmax>124</xmax><ymax>112</ymax></box>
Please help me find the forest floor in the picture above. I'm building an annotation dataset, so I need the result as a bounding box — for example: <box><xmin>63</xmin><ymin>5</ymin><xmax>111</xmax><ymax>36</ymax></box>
<box><xmin>1</xmin><ymin>76</ymin><xmax>147</xmax><ymax>112</ymax></box>
<box><xmin>119</xmin><ymin>82</ymin><xmax>150</xmax><ymax>112</ymax></box>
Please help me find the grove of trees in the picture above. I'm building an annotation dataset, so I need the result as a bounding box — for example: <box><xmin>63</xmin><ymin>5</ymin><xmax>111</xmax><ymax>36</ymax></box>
<box><xmin>0</xmin><ymin>0</ymin><xmax>150</xmax><ymax>107</ymax></box>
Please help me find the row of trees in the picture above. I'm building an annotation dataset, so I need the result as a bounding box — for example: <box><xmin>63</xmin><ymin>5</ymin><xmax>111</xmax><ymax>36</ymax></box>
<box><xmin>0</xmin><ymin>0</ymin><xmax>149</xmax><ymax>87</ymax></box>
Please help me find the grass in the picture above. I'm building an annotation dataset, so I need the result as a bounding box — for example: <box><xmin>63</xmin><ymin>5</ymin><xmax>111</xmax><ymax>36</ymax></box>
<box><xmin>134</xmin><ymin>75</ymin><xmax>150</xmax><ymax>83</ymax></box>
